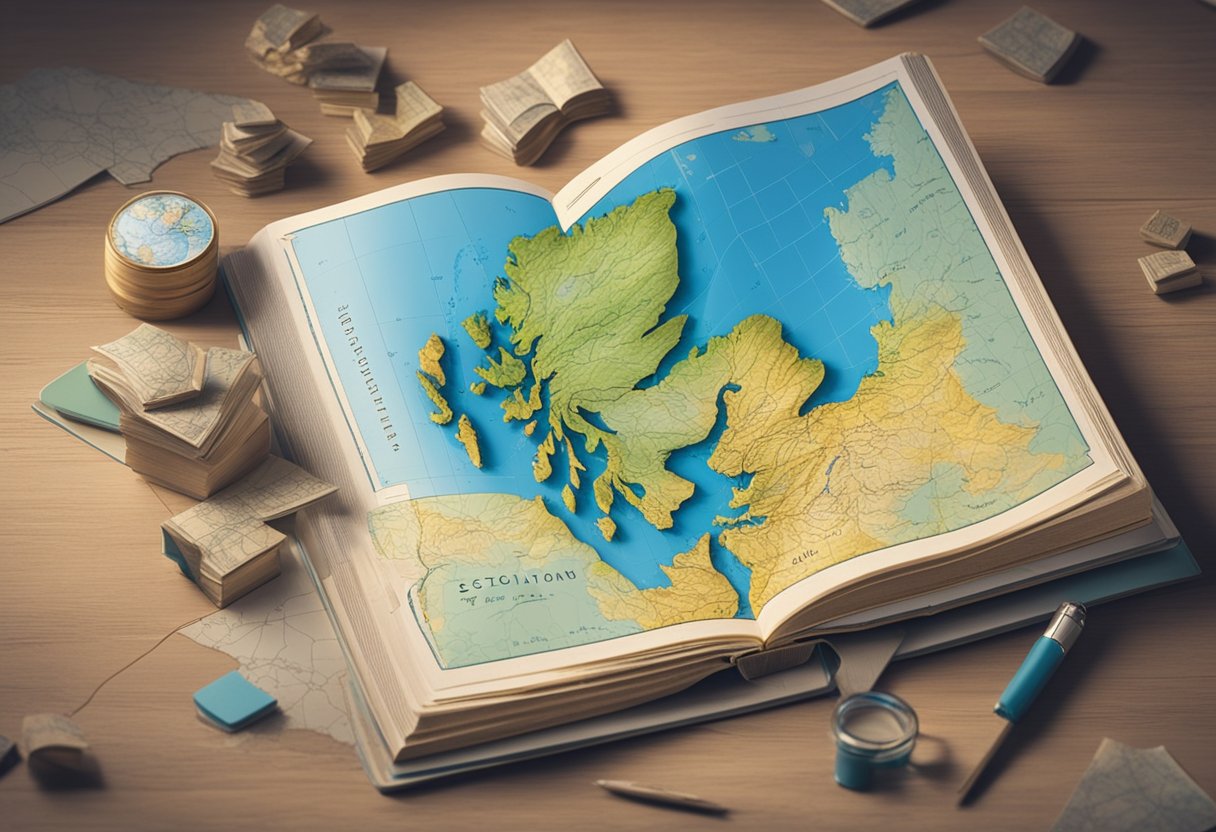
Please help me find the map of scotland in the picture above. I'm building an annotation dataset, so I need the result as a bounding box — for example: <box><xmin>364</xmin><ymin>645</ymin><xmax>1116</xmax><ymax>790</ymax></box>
<box><xmin>287</xmin><ymin>82</ymin><xmax>1091</xmax><ymax>668</ymax></box>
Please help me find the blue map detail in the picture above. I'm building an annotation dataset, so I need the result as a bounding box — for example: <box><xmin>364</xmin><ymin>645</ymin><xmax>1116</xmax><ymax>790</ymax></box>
<box><xmin>287</xmin><ymin>84</ymin><xmax>905</xmax><ymax>617</ymax></box>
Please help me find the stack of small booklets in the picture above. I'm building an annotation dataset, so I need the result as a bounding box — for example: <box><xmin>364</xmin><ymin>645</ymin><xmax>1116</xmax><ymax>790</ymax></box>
<box><xmin>246</xmin><ymin>4</ymin><xmax>388</xmax><ymax>116</ymax></box>
<box><xmin>162</xmin><ymin>455</ymin><xmax>335</xmax><ymax>607</ymax></box>
<box><xmin>211</xmin><ymin>102</ymin><xmax>312</xmax><ymax>197</ymax></box>
<box><xmin>479</xmin><ymin>39</ymin><xmax>612</xmax><ymax>165</ymax></box>
<box><xmin>346</xmin><ymin>81</ymin><xmax>445</xmax><ymax>172</ymax></box>
<box><xmin>87</xmin><ymin>324</ymin><xmax>270</xmax><ymax>499</ymax></box>
<box><xmin>245</xmin><ymin>4</ymin><xmax>373</xmax><ymax>86</ymax></box>
<box><xmin>311</xmin><ymin>45</ymin><xmax>387</xmax><ymax>116</ymax></box>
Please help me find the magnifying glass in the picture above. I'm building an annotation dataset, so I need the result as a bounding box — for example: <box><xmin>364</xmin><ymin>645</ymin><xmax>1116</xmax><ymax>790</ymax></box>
<box><xmin>831</xmin><ymin>691</ymin><xmax>919</xmax><ymax>791</ymax></box>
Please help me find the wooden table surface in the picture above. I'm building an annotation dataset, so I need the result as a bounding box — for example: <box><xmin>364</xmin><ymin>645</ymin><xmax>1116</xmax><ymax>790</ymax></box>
<box><xmin>2</xmin><ymin>1</ymin><xmax>1213</xmax><ymax>829</ymax></box>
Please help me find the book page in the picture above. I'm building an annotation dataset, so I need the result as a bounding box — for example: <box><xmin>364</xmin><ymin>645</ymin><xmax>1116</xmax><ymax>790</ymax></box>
<box><xmin>226</xmin><ymin>174</ymin><xmax>764</xmax><ymax>691</ymax></box>
<box><xmin>394</xmin><ymin>81</ymin><xmax>442</xmax><ymax>133</ymax></box>
<box><xmin>481</xmin><ymin>73</ymin><xmax>557</xmax><ymax>141</ymax></box>
<box><xmin>539</xmin><ymin>54</ymin><xmax>1125</xmax><ymax>640</ymax></box>
<box><xmin>528</xmin><ymin>39</ymin><xmax>603</xmax><ymax>110</ymax></box>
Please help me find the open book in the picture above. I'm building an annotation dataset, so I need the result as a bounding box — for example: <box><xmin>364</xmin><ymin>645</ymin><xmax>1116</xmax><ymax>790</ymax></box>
<box><xmin>224</xmin><ymin>53</ymin><xmax>1172</xmax><ymax>773</ymax></box>
<box><xmin>479</xmin><ymin>39</ymin><xmax>611</xmax><ymax>165</ymax></box>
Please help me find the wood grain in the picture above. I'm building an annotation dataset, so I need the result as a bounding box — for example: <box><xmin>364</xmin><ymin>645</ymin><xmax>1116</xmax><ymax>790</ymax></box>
<box><xmin>1</xmin><ymin>1</ymin><xmax>1213</xmax><ymax>829</ymax></box>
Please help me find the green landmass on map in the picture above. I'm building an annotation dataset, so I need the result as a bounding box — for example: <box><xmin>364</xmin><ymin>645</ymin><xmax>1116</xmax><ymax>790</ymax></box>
<box><xmin>461</xmin><ymin>312</ymin><xmax>492</xmax><ymax>350</ymax></box>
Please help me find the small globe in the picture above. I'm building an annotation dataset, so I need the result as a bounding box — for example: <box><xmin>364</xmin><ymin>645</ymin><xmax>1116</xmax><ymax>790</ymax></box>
<box><xmin>109</xmin><ymin>192</ymin><xmax>215</xmax><ymax>269</ymax></box>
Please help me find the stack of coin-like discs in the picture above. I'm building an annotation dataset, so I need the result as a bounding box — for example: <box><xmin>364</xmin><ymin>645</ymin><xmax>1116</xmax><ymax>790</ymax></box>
<box><xmin>104</xmin><ymin>191</ymin><xmax>219</xmax><ymax>321</ymax></box>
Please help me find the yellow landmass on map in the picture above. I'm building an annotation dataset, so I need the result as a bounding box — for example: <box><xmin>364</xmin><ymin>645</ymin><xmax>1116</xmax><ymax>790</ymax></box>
<box><xmin>418</xmin><ymin>333</ymin><xmax>446</xmax><ymax>386</ymax></box>
<box><xmin>533</xmin><ymin>431</ymin><xmax>556</xmax><ymax>482</ymax></box>
<box><xmin>456</xmin><ymin>414</ymin><xmax>482</xmax><ymax>468</ymax></box>
<box><xmin>594</xmin><ymin>313</ymin><xmax>810</xmax><ymax>531</ymax></box>
<box><xmin>596</xmin><ymin>516</ymin><xmax>617</xmax><ymax>542</ymax></box>
<box><xmin>712</xmin><ymin>307</ymin><xmax>1066</xmax><ymax>611</ymax></box>
<box><xmin>564</xmin><ymin>437</ymin><xmax>585</xmax><ymax>489</ymax></box>
<box><xmin>589</xmin><ymin>535</ymin><xmax>738</xmax><ymax>629</ymax></box>
<box><xmin>416</xmin><ymin>372</ymin><xmax>452</xmax><ymax>425</ymax></box>
<box><xmin>367</xmin><ymin>493</ymin><xmax>736</xmax><ymax>667</ymax></box>
<box><xmin>502</xmin><ymin>380</ymin><xmax>542</xmax><ymax>423</ymax></box>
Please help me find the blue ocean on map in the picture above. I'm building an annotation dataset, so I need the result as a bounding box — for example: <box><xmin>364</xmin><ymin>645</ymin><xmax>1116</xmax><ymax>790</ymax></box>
<box><xmin>287</xmin><ymin>83</ymin><xmax>905</xmax><ymax>619</ymax></box>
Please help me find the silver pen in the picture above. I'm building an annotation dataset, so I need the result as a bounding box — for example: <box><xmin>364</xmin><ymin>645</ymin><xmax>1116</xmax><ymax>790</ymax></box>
<box><xmin>595</xmin><ymin>779</ymin><xmax>730</xmax><ymax>815</ymax></box>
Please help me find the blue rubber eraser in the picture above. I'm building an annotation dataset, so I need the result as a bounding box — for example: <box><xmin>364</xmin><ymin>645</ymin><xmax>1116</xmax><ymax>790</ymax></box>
<box><xmin>193</xmin><ymin>671</ymin><xmax>277</xmax><ymax>732</ymax></box>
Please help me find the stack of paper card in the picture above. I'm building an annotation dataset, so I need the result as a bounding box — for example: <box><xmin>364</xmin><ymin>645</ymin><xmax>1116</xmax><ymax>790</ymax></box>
<box><xmin>1139</xmin><ymin>250</ymin><xmax>1202</xmax><ymax>295</ymax></box>
<box><xmin>979</xmin><ymin>7</ymin><xmax>1081</xmax><ymax>83</ymax></box>
<box><xmin>480</xmin><ymin>39</ymin><xmax>612</xmax><ymax>166</ymax></box>
<box><xmin>245</xmin><ymin>4</ymin><xmax>371</xmax><ymax>85</ymax></box>
<box><xmin>194</xmin><ymin>672</ymin><xmax>279</xmax><ymax>731</ymax></box>
<box><xmin>1140</xmin><ymin>210</ymin><xmax>1193</xmax><ymax>250</ymax></box>
<box><xmin>311</xmin><ymin>45</ymin><xmax>387</xmax><ymax>116</ymax></box>
<box><xmin>162</xmin><ymin>455</ymin><xmax>336</xmax><ymax>607</ymax></box>
<box><xmin>820</xmin><ymin>0</ymin><xmax>924</xmax><ymax>27</ymax></box>
<box><xmin>211</xmin><ymin>102</ymin><xmax>312</xmax><ymax>197</ymax></box>
<box><xmin>246</xmin><ymin>3</ymin><xmax>381</xmax><ymax>98</ymax></box>
<box><xmin>346</xmin><ymin>81</ymin><xmax>445</xmax><ymax>172</ymax></box>
<box><xmin>87</xmin><ymin>325</ymin><xmax>270</xmax><ymax>499</ymax></box>
<box><xmin>245</xmin><ymin>3</ymin><xmax>325</xmax><ymax>59</ymax></box>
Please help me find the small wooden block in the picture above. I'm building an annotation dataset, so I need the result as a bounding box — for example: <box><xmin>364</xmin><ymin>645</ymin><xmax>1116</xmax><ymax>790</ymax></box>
<box><xmin>1140</xmin><ymin>210</ymin><xmax>1193</xmax><ymax>249</ymax></box>
<box><xmin>1139</xmin><ymin>250</ymin><xmax>1202</xmax><ymax>294</ymax></box>
<box><xmin>979</xmin><ymin>7</ymin><xmax>1080</xmax><ymax>83</ymax></box>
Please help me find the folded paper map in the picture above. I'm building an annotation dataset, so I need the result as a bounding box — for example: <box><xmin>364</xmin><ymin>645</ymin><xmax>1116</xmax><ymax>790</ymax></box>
<box><xmin>0</xmin><ymin>67</ymin><xmax>262</xmax><ymax>224</ymax></box>
<box><xmin>162</xmin><ymin>455</ymin><xmax>337</xmax><ymax>607</ymax></box>
<box><xmin>92</xmin><ymin>324</ymin><xmax>205</xmax><ymax>410</ymax></box>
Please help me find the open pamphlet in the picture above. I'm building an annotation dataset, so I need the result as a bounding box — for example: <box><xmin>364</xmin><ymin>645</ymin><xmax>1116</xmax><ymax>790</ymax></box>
<box><xmin>223</xmin><ymin>53</ymin><xmax>1185</xmax><ymax>782</ymax></box>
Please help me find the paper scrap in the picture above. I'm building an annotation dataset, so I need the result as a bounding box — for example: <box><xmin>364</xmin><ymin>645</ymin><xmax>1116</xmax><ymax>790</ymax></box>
<box><xmin>194</xmin><ymin>671</ymin><xmax>279</xmax><ymax>732</ymax></box>
<box><xmin>20</xmin><ymin>714</ymin><xmax>89</xmax><ymax>772</ymax></box>
<box><xmin>0</xmin><ymin>67</ymin><xmax>262</xmax><ymax>224</ymax></box>
<box><xmin>1052</xmin><ymin>738</ymin><xmax>1216</xmax><ymax>832</ymax></box>
<box><xmin>39</xmin><ymin>362</ymin><xmax>121</xmax><ymax>431</ymax></box>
